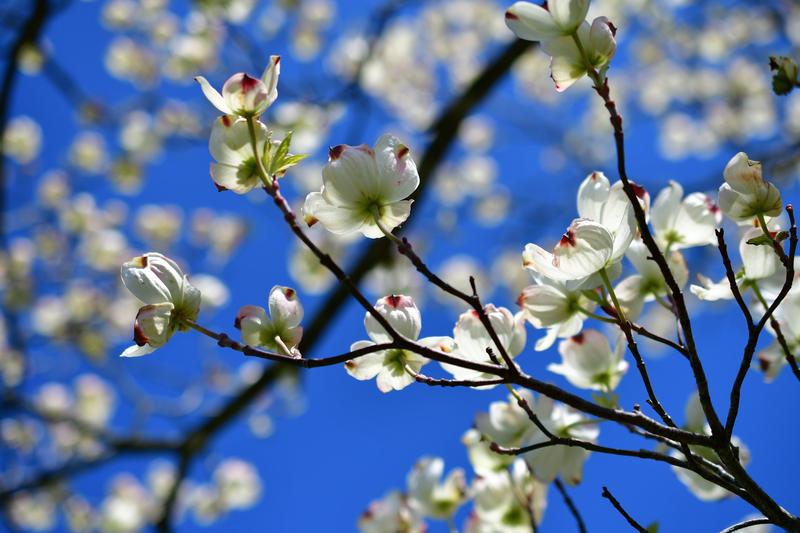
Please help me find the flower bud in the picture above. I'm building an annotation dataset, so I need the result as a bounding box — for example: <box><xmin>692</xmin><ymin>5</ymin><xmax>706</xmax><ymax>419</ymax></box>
<box><xmin>719</xmin><ymin>152</ymin><xmax>782</xmax><ymax>222</ymax></box>
<box><xmin>120</xmin><ymin>252</ymin><xmax>200</xmax><ymax>319</ymax></box>
<box><xmin>122</xmin><ymin>302</ymin><xmax>173</xmax><ymax>357</ymax></box>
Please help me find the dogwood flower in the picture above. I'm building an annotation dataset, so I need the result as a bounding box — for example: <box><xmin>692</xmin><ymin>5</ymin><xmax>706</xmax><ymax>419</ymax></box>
<box><xmin>614</xmin><ymin>240</ymin><xmax>688</xmax><ymax>319</ymax></box>
<box><xmin>440</xmin><ymin>305</ymin><xmax>526</xmax><ymax>385</ymax></box>
<box><xmin>757</xmin><ymin>290</ymin><xmax>800</xmax><ymax>382</ymax></box>
<box><xmin>345</xmin><ymin>295</ymin><xmax>436</xmax><ymax>392</ymax></box>
<box><xmin>671</xmin><ymin>393</ymin><xmax>750</xmax><ymax>501</ymax></box>
<box><xmin>120</xmin><ymin>252</ymin><xmax>201</xmax><ymax>357</ymax></box>
<box><xmin>358</xmin><ymin>491</ymin><xmax>424</xmax><ymax>533</ymax></box>
<box><xmin>718</xmin><ymin>152</ymin><xmax>782</xmax><ymax>223</ymax></box>
<box><xmin>540</xmin><ymin>18</ymin><xmax>617</xmax><ymax>92</ymax></box>
<box><xmin>523</xmin><ymin>218</ymin><xmax>615</xmax><ymax>286</ymax></box>
<box><xmin>236</xmin><ymin>286</ymin><xmax>304</xmax><ymax>357</ymax></box>
<box><xmin>651</xmin><ymin>181</ymin><xmax>721</xmax><ymax>249</ymax></box>
<box><xmin>550</xmin><ymin>330</ymin><xmax>628</xmax><ymax>391</ymax></box>
<box><xmin>208</xmin><ymin>115</ymin><xmax>267</xmax><ymax>193</ymax></box>
<box><xmin>522</xmin><ymin>396</ymin><xmax>598</xmax><ymax>484</ymax></box>
<box><xmin>195</xmin><ymin>55</ymin><xmax>280</xmax><ymax>117</ymax></box>
<box><xmin>576</xmin><ymin>171</ymin><xmax>639</xmax><ymax>263</ymax></box>
<box><xmin>467</xmin><ymin>460</ymin><xmax>547</xmax><ymax>533</ymax></box>
<box><xmin>517</xmin><ymin>275</ymin><xmax>594</xmax><ymax>351</ymax></box>
<box><xmin>504</xmin><ymin>0</ymin><xmax>589</xmax><ymax>42</ymax></box>
<box><xmin>691</xmin><ymin>228</ymin><xmax>782</xmax><ymax>302</ymax></box>
<box><xmin>406</xmin><ymin>457</ymin><xmax>466</xmax><ymax>520</ymax></box>
<box><xmin>303</xmin><ymin>135</ymin><xmax>419</xmax><ymax>239</ymax></box>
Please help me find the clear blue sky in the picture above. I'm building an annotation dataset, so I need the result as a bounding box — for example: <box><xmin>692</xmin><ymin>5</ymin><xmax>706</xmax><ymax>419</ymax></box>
<box><xmin>7</xmin><ymin>0</ymin><xmax>800</xmax><ymax>531</ymax></box>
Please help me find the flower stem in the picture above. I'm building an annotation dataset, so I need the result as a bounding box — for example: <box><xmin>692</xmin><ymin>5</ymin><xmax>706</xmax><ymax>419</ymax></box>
<box><xmin>370</xmin><ymin>205</ymin><xmax>402</xmax><ymax>244</ymax></box>
<box><xmin>246</xmin><ymin>115</ymin><xmax>273</xmax><ymax>188</ymax></box>
<box><xmin>599</xmin><ymin>267</ymin><xmax>627</xmax><ymax>325</ymax></box>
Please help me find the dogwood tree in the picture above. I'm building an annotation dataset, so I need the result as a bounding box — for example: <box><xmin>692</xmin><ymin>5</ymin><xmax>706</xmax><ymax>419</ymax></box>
<box><xmin>3</xmin><ymin>0</ymin><xmax>800</xmax><ymax>531</ymax></box>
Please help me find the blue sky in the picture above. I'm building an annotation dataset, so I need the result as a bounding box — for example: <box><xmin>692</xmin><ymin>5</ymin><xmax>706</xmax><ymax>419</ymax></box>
<box><xmin>6</xmin><ymin>0</ymin><xmax>800</xmax><ymax>531</ymax></box>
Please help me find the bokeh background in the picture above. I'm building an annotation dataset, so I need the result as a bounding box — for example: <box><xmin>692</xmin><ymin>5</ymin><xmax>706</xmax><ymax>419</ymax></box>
<box><xmin>2</xmin><ymin>0</ymin><xmax>800</xmax><ymax>531</ymax></box>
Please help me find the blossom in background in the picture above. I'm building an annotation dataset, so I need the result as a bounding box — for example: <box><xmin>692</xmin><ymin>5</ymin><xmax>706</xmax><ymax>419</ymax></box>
<box><xmin>196</xmin><ymin>55</ymin><xmax>280</xmax><ymax>117</ymax></box>
<box><xmin>466</xmin><ymin>460</ymin><xmax>547</xmax><ymax>533</ymax></box>
<box><xmin>440</xmin><ymin>305</ymin><xmax>526</xmax><ymax>385</ymax></box>
<box><xmin>671</xmin><ymin>392</ymin><xmax>751</xmax><ymax>501</ymax></box>
<box><xmin>303</xmin><ymin>134</ymin><xmax>419</xmax><ymax>239</ymax></box>
<box><xmin>406</xmin><ymin>457</ymin><xmax>466</xmax><ymax>520</ymax></box>
<box><xmin>358</xmin><ymin>491</ymin><xmax>424</xmax><ymax>533</ymax></box>
<box><xmin>757</xmin><ymin>290</ymin><xmax>800</xmax><ymax>381</ymax></box>
<box><xmin>208</xmin><ymin>115</ymin><xmax>267</xmax><ymax>193</ymax></box>
<box><xmin>236</xmin><ymin>286</ymin><xmax>304</xmax><ymax>357</ymax></box>
<box><xmin>522</xmin><ymin>395</ymin><xmax>598</xmax><ymax>485</ymax></box>
<box><xmin>2</xmin><ymin>115</ymin><xmax>42</xmax><ymax>164</ymax></box>
<box><xmin>718</xmin><ymin>152</ymin><xmax>782</xmax><ymax>223</ymax></box>
<box><xmin>119</xmin><ymin>252</ymin><xmax>201</xmax><ymax>357</ymax></box>
<box><xmin>550</xmin><ymin>330</ymin><xmax>628</xmax><ymax>391</ymax></box>
<box><xmin>345</xmin><ymin>295</ymin><xmax>436</xmax><ymax>392</ymax></box>
<box><xmin>651</xmin><ymin>181</ymin><xmax>721</xmax><ymax>249</ymax></box>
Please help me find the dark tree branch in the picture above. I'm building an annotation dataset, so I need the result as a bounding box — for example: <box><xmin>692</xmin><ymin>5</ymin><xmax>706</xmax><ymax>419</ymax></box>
<box><xmin>554</xmin><ymin>478</ymin><xmax>587</xmax><ymax>533</ymax></box>
<box><xmin>601</xmin><ymin>486</ymin><xmax>647</xmax><ymax>533</ymax></box>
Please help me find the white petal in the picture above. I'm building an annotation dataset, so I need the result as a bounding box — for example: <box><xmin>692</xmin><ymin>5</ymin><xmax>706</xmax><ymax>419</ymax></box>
<box><xmin>195</xmin><ymin>76</ymin><xmax>232</xmax><ymax>115</ymax></box>
<box><xmin>548</xmin><ymin>0</ymin><xmax>590</xmax><ymax>32</ymax></box>
<box><xmin>303</xmin><ymin>191</ymin><xmax>367</xmax><ymax>235</ymax></box>
<box><xmin>322</xmin><ymin>144</ymin><xmax>381</xmax><ymax>206</ymax></box>
<box><xmin>374</xmin><ymin>134</ymin><xmax>419</xmax><ymax>203</ymax></box>
<box><xmin>268</xmin><ymin>285</ymin><xmax>304</xmax><ymax>328</ymax></box>
<box><xmin>344</xmin><ymin>342</ymin><xmax>384</xmax><ymax>380</ymax></box>
<box><xmin>576</xmin><ymin>171</ymin><xmax>610</xmax><ymax>222</ymax></box>
<box><xmin>120</xmin><ymin>343</ymin><xmax>157</xmax><ymax>357</ymax></box>
<box><xmin>504</xmin><ymin>2</ymin><xmax>561</xmax><ymax>42</ymax></box>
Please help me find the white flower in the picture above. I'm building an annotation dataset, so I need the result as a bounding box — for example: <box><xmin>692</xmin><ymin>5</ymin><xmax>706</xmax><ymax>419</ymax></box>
<box><xmin>467</xmin><ymin>460</ymin><xmax>547</xmax><ymax>533</ymax></box>
<box><xmin>517</xmin><ymin>276</ymin><xmax>593</xmax><ymax>351</ymax></box>
<box><xmin>236</xmin><ymin>286</ymin><xmax>304</xmax><ymax>357</ymax></box>
<box><xmin>740</xmin><ymin>227</ymin><xmax>781</xmax><ymax>281</ymax></box>
<box><xmin>550</xmin><ymin>330</ymin><xmax>628</xmax><ymax>391</ymax></box>
<box><xmin>718</xmin><ymin>152</ymin><xmax>782</xmax><ymax>223</ymax></box>
<box><xmin>522</xmin><ymin>396</ymin><xmax>598</xmax><ymax>485</ymax></box>
<box><xmin>208</xmin><ymin>115</ymin><xmax>267</xmax><ymax>193</ymax></box>
<box><xmin>614</xmin><ymin>239</ymin><xmax>688</xmax><ymax>319</ymax></box>
<box><xmin>214</xmin><ymin>458</ymin><xmax>262</xmax><ymax>510</ymax></box>
<box><xmin>358</xmin><ymin>491</ymin><xmax>424</xmax><ymax>533</ymax></box>
<box><xmin>690</xmin><ymin>274</ymin><xmax>734</xmax><ymax>302</ymax></box>
<box><xmin>523</xmin><ymin>218</ymin><xmax>614</xmax><ymax>285</ymax></box>
<box><xmin>504</xmin><ymin>0</ymin><xmax>589</xmax><ymax>42</ymax></box>
<box><xmin>540</xmin><ymin>17</ymin><xmax>617</xmax><ymax>92</ymax></box>
<box><xmin>476</xmin><ymin>389</ymin><xmax>535</xmax><ymax>450</ymax></box>
<box><xmin>345</xmin><ymin>295</ymin><xmax>433</xmax><ymax>392</ymax></box>
<box><xmin>758</xmin><ymin>290</ymin><xmax>800</xmax><ymax>382</ymax></box>
<box><xmin>440</xmin><ymin>305</ymin><xmax>527</xmax><ymax>385</ymax></box>
<box><xmin>196</xmin><ymin>55</ymin><xmax>281</xmax><ymax>117</ymax></box>
<box><xmin>576</xmin><ymin>171</ymin><xmax>639</xmax><ymax>263</ymax></box>
<box><xmin>406</xmin><ymin>457</ymin><xmax>466</xmax><ymax>519</ymax></box>
<box><xmin>2</xmin><ymin>115</ymin><xmax>42</xmax><ymax>164</ymax></box>
<box><xmin>120</xmin><ymin>253</ymin><xmax>201</xmax><ymax>357</ymax></box>
<box><xmin>651</xmin><ymin>181</ymin><xmax>721</xmax><ymax>249</ymax></box>
<box><xmin>303</xmin><ymin>134</ymin><xmax>419</xmax><ymax>239</ymax></box>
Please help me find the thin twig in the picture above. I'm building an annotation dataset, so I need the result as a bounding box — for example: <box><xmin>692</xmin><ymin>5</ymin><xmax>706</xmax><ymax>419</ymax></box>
<box><xmin>601</xmin><ymin>486</ymin><xmax>647</xmax><ymax>532</ymax></box>
<box><xmin>554</xmin><ymin>478</ymin><xmax>587</xmax><ymax>533</ymax></box>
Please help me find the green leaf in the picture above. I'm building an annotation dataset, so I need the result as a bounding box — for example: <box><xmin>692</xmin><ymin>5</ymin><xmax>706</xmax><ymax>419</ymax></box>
<box><xmin>746</xmin><ymin>231</ymin><xmax>789</xmax><ymax>247</ymax></box>
<box><xmin>275</xmin><ymin>153</ymin><xmax>309</xmax><ymax>175</ymax></box>
<box><xmin>268</xmin><ymin>131</ymin><xmax>293</xmax><ymax>174</ymax></box>
<box><xmin>646</xmin><ymin>522</ymin><xmax>659</xmax><ymax>533</ymax></box>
